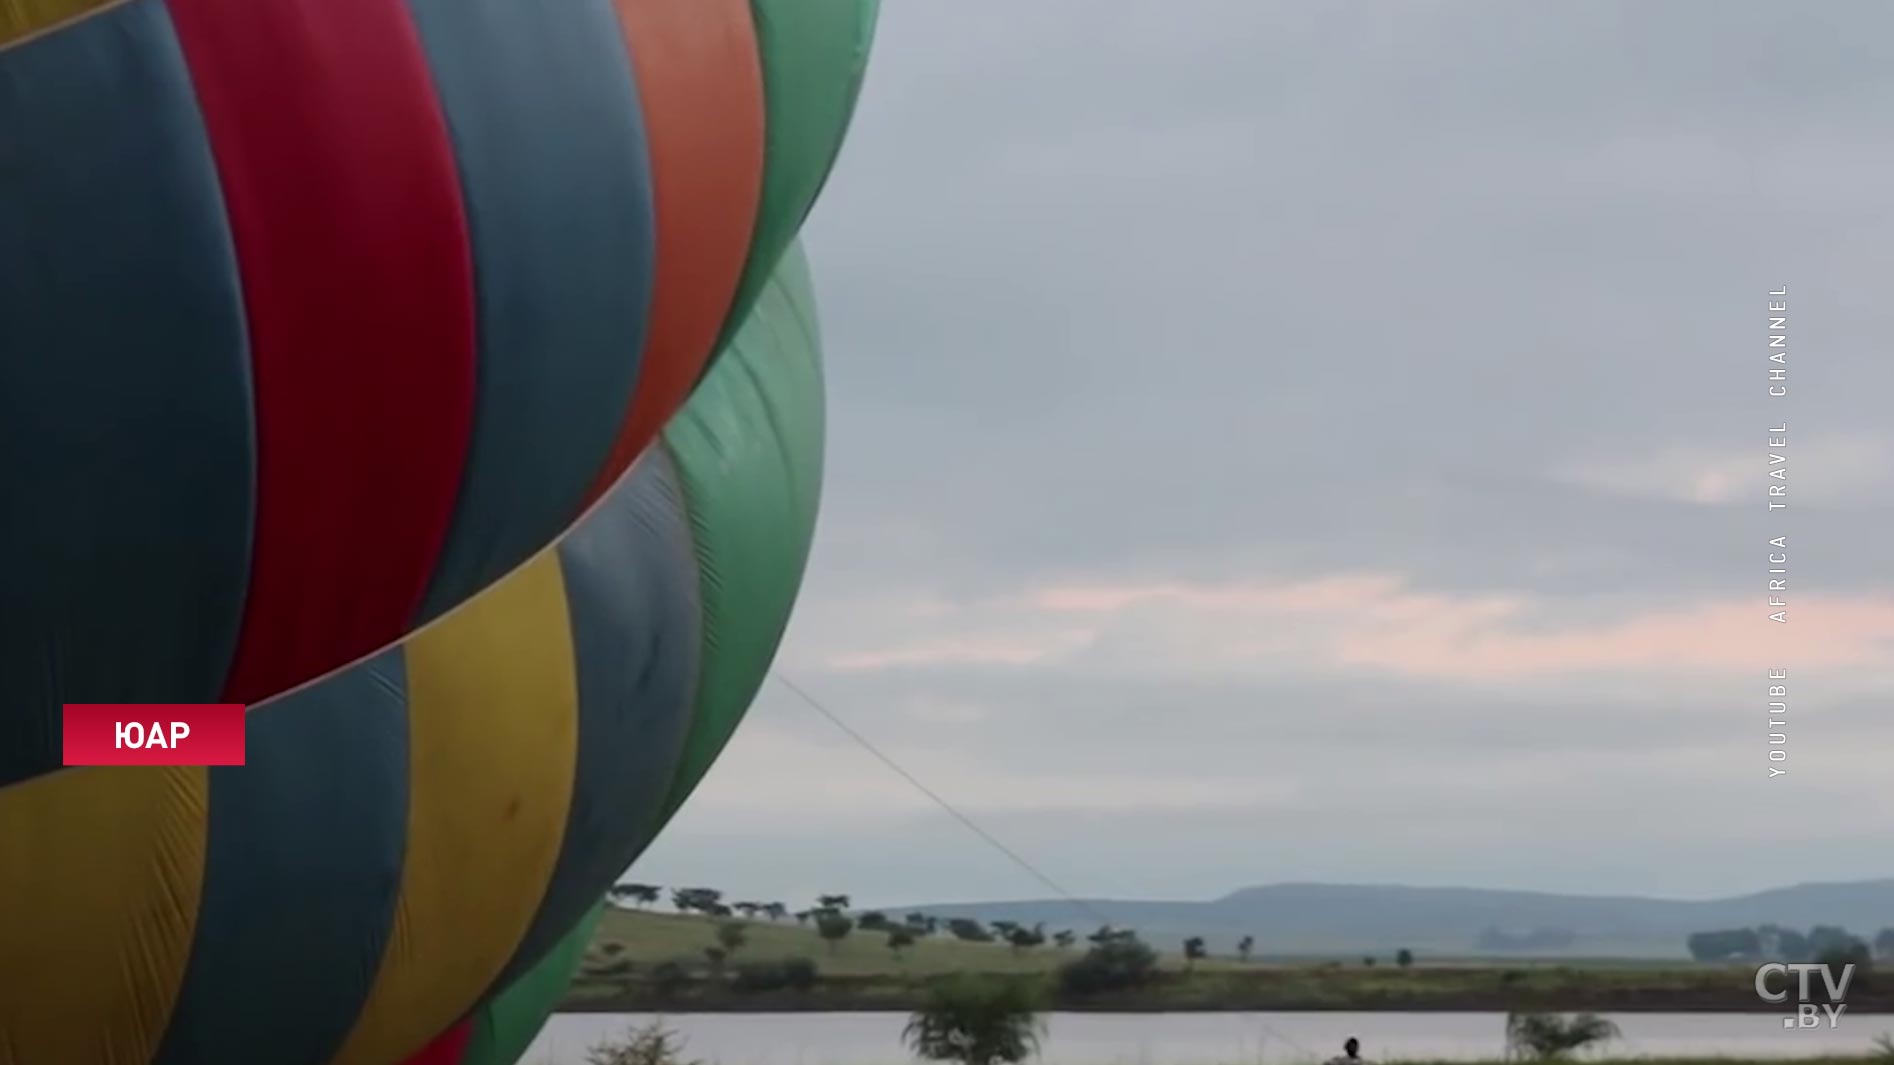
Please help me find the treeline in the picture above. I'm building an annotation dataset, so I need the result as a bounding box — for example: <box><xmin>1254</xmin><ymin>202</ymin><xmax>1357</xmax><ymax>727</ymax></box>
<box><xmin>604</xmin><ymin>883</ymin><xmax>1437</xmax><ymax>979</ymax></box>
<box><xmin>1686</xmin><ymin>923</ymin><xmax>1893</xmax><ymax>964</ymax></box>
<box><xmin>609</xmin><ymin>883</ymin><xmax>1109</xmax><ymax>958</ymax></box>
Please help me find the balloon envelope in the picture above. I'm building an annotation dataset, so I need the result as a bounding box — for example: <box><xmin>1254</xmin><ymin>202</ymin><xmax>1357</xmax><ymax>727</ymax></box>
<box><xmin>0</xmin><ymin>0</ymin><xmax>877</xmax><ymax>756</ymax></box>
<box><xmin>0</xmin><ymin>2</ymin><xmax>879</xmax><ymax>1063</ymax></box>
<box><xmin>0</xmin><ymin>241</ymin><xmax>832</xmax><ymax>1065</ymax></box>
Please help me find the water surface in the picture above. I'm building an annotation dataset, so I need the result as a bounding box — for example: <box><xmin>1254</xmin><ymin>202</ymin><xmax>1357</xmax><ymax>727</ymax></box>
<box><xmin>524</xmin><ymin>1010</ymin><xmax>1889</xmax><ymax>1065</ymax></box>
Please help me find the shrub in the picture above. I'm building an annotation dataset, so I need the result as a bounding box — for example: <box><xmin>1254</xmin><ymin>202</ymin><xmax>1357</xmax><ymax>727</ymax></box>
<box><xmin>815</xmin><ymin>911</ymin><xmax>855</xmax><ymax>952</ymax></box>
<box><xmin>947</xmin><ymin>918</ymin><xmax>994</xmax><ymax>943</ymax></box>
<box><xmin>1058</xmin><ymin>934</ymin><xmax>1159</xmax><ymax>995</ymax></box>
<box><xmin>731</xmin><ymin>963</ymin><xmax>785</xmax><ymax>993</ymax></box>
<box><xmin>649</xmin><ymin>961</ymin><xmax>690</xmax><ymax>997</ymax></box>
<box><xmin>783</xmin><ymin>955</ymin><xmax>819</xmax><ymax>989</ymax></box>
<box><xmin>584</xmin><ymin>1020</ymin><xmax>701</xmax><ymax>1065</ymax></box>
<box><xmin>731</xmin><ymin>956</ymin><xmax>821</xmax><ymax>993</ymax></box>
<box><xmin>904</xmin><ymin>976</ymin><xmax>1044</xmax><ymax>1065</ymax></box>
<box><xmin>1505</xmin><ymin>1011</ymin><xmax>1619</xmax><ymax>1059</ymax></box>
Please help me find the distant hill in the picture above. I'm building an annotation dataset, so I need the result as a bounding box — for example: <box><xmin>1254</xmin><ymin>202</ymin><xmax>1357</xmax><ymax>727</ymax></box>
<box><xmin>890</xmin><ymin>879</ymin><xmax>1894</xmax><ymax>959</ymax></box>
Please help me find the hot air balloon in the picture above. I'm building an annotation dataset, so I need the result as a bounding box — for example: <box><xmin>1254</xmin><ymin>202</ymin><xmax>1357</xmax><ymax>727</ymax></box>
<box><xmin>0</xmin><ymin>0</ymin><xmax>875</xmax><ymax>739</ymax></box>
<box><xmin>415</xmin><ymin>246</ymin><xmax>830</xmax><ymax>1065</ymax></box>
<box><xmin>0</xmin><ymin>0</ymin><xmax>878</xmax><ymax>1061</ymax></box>
<box><xmin>0</xmin><ymin>238</ymin><xmax>829</xmax><ymax>1065</ymax></box>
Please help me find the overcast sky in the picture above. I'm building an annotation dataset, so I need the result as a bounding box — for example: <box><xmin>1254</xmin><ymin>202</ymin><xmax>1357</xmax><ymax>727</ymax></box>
<box><xmin>634</xmin><ymin>1</ymin><xmax>1894</xmax><ymax>910</ymax></box>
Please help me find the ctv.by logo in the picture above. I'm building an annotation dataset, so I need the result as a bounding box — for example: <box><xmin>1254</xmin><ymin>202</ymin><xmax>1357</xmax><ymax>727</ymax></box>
<box><xmin>1755</xmin><ymin>962</ymin><xmax>1854</xmax><ymax>1029</ymax></box>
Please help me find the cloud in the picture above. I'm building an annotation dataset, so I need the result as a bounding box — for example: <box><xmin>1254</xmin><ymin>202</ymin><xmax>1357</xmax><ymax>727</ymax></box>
<box><xmin>1332</xmin><ymin>594</ymin><xmax>1894</xmax><ymax>680</ymax></box>
<box><xmin>814</xmin><ymin>571</ymin><xmax>1894</xmax><ymax>683</ymax></box>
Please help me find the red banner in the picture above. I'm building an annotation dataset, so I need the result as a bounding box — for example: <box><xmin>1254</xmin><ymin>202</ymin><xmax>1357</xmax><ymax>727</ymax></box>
<box><xmin>63</xmin><ymin>703</ymin><xmax>247</xmax><ymax>767</ymax></box>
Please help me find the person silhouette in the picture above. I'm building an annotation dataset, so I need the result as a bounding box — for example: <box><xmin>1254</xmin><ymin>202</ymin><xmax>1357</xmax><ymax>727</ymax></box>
<box><xmin>1325</xmin><ymin>1037</ymin><xmax>1365</xmax><ymax>1065</ymax></box>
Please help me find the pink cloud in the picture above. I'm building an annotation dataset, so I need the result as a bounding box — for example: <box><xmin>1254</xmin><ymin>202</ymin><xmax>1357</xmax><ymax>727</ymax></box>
<box><xmin>1335</xmin><ymin>594</ymin><xmax>1894</xmax><ymax>679</ymax></box>
<box><xmin>1027</xmin><ymin>574</ymin><xmax>1894</xmax><ymax>680</ymax></box>
<box><xmin>816</xmin><ymin>572</ymin><xmax>1894</xmax><ymax>682</ymax></box>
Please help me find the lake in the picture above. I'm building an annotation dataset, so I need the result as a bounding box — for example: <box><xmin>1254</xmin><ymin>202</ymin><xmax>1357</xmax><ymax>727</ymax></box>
<box><xmin>522</xmin><ymin>1011</ymin><xmax>1890</xmax><ymax>1065</ymax></box>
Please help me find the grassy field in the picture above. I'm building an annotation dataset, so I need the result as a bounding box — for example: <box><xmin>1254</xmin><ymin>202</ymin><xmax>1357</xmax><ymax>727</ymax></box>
<box><xmin>566</xmin><ymin>910</ymin><xmax>1888</xmax><ymax>1014</ymax></box>
<box><xmin>587</xmin><ymin>907</ymin><xmax>1238</xmax><ymax>976</ymax></box>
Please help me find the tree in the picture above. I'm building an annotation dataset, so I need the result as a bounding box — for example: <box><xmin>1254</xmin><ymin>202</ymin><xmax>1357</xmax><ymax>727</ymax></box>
<box><xmin>1777</xmin><ymin>929</ymin><xmax>1811</xmax><ymax>960</ymax></box>
<box><xmin>1757</xmin><ymin>923</ymin><xmax>1784</xmax><ymax>958</ymax></box>
<box><xmin>989</xmin><ymin>920</ymin><xmax>1020</xmax><ymax>941</ymax></box>
<box><xmin>734</xmin><ymin>901</ymin><xmax>761</xmax><ymax>919</ymax></box>
<box><xmin>671</xmin><ymin>887</ymin><xmax>722</xmax><ymax>915</ymax></box>
<box><xmin>717</xmin><ymin>920</ymin><xmax>748</xmax><ymax>957</ymax></box>
<box><xmin>764</xmin><ymin>902</ymin><xmax>789</xmax><ymax>923</ymax></box>
<box><xmin>903</xmin><ymin>976</ymin><xmax>1044</xmax><ymax>1065</ymax></box>
<box><xmin>947</xmin><ymin>917</ymin><xmax>994</xmax><ymax>943</ymax></box>
<box><xmin>795</xmin><ymin>909</ymin><xmax>813</xmax><ymax>926</ymax></box>
<box><xmin>1006</xmin><ymin>924</ymin><xmax>1045</xmax><ymax>955</ymax></box>
<box><xmin>703</xmin><ymin>946</ymin><xmax>727</xmax><ymax>976</ymax></box>
<box><xmin>889</xmin><ymin>927</ymin><xmax>918</xmax><ymax>960</ymax></box>
<box><xmin>1397</xmin><ymin>948</ymin><xmax>1415</xmax><ymax>969</ymax></box>
<box><xmin>907</xmin><ymin>912</ymin><xmax>933</xmax><ymax>931</ymax></box>
<box><xmin>1810</xmin><ymin>927</ymin><xmax>1873</xmax><ymax>989</ymax></box>
<box><xmin>817</xmin><ymin>894</ymin><xmax>852</xmax><ymax>911</ymax></box>
<box><xmin>1816</xmin><ymin>941</ymin><xmax>1873</xmax><ymax>992</ymax></box>
<box><xmin>1183</xmin><ymin>937</ymin><xmax>1207</xmax><ymax>971</ymax></box>
<box><xmin>816</xmin><ymin>911</ymin><xmax>855</xmax><ymax>954</ymax></box>
<box><xmin>610</xmin><ymin>883</ymin><xmax>661</xmax><ymax>909</ymax></box>
<box><xmin>860</xmin><ymin>911</ymin><xmax>893</xmax><ymax>932</ymax></box>
<box><xmin>1053</xmin><ymin>930</ymin><xmax>1077</xmax><ymax>951</ymax></box>
<box><xmin>1876</xmin><ymin>928</ymin><xmax>1894</xmax><ymax>960</ymax></box>
<box><xmin>1809</xmin><ymin>926</ymin><xmax>1861</xmax><ymax>956</ymax></box>
<box><xmin>1237</xmin><ymin>935</ymin><xmax>1255</xmax><ymax>963</ymax></box>
<box><xmin>1505</xmin><ymin>1011</ymin><xmax>1620</xmax><ymax>1059</ymax></box>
